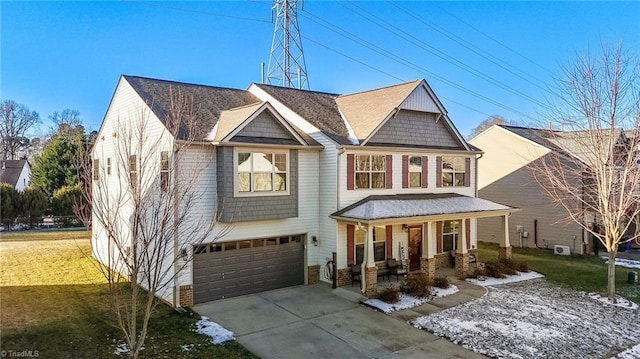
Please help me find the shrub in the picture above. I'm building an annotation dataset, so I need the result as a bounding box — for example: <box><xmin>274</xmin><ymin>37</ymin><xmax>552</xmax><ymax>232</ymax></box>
<box><xmin>466</xmin><ymin>266</ymin><xmax>487</xmax><ymax>279</ymax></box>
<box><xmin>432</xmin><ymin>275</ymin><xmax>450</xmax><ymax>289</ymax></box>
<box><xmin>376</xmin><ymin>287</ymin><xmax>400</xmax><ymax>304</ymax></box>
<box><xmin>484</xmin><ymin>261</ymin><xmax>507</xmax><ymax>279</ymax></box>
<box><xmin>400</xmin><ymin>273</ymin><xmax>433</xmax><ymax>298</ymax></box>
<box><xmin>514</xmin><ymin>261</ymin><xmax>530</xmax><ymax>272</ymax></box>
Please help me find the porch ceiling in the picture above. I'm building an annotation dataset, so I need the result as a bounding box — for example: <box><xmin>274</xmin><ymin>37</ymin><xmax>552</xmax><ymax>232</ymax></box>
<box><xmin>330</xmin><ymin>193</ymin><xmax>517</xmax><ymax>225</ymax></box>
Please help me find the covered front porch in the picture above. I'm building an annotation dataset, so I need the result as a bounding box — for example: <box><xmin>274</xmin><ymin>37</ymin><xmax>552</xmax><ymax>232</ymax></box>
<box><xmin>330</xmin><ymin>193</ymin><xmax>516</xmax><ymax>297</ymax></box>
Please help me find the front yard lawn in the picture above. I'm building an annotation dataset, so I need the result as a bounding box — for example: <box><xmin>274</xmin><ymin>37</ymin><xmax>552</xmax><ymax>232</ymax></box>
<box><xmin>478</xmin><ymin>242</ymin><xmax>640</xmax><ymax>304</ymax></box>
<box><xmin>0</xmin><ymin>230</ymin><xmax>257</xmax><ymax>358</ymax></box>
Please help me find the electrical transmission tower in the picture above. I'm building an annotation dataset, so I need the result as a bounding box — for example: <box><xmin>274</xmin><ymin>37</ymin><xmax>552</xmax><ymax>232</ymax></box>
<box><xmin>267</xmin><ymin>0</ymin><xmax>309</xmax><ymax>89</ymax></box>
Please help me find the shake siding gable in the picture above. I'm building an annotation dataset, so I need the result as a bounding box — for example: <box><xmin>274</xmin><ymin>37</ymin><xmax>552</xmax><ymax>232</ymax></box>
<box><xmin>422</xmin><ymin>156</ymin><xmax>428</xmax><ymax>188</ymax></box>
<box><xmin>347</xmin><ymin>154</ymin><xmax>354</xmax><ymax>190</ymax></box>
<box><xmin>385</xmin><ymin>155</ymin><xmax>392</xmax><ymax>189</ymax></box>
<box><xmin>402</xmin><ymin>155</ymin><xmax>408</xmax><ymax>188</ymax></box>
<box><xmin>347</xmin><ymin>224</ymin><xmax>355</xmax><ymax>265</ymax></box>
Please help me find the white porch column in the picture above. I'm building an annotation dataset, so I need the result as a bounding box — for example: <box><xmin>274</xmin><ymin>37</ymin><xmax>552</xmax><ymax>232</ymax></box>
<box><xmin>362</xmin><ymin>224</ymin><xmax>377</xmax><ymax>297</ymax></box>
<box><xmin>423</xmin><ymin>222</ymin><xmax>435</xmax><ymax>259</ymax></box>
<box><xmin>421</xmin><ymin>222</ymin><xmax>436</xmax><ymax>278</ymax></box>
<box><xmin>365</xmin><ymin>224</ymin><xmax>375</xmax><ymax>267</ymax></box>
<box><xmin>457</xmin><ymin>219</ymin><xmax>468</xmax><ymax>254</ymax></box>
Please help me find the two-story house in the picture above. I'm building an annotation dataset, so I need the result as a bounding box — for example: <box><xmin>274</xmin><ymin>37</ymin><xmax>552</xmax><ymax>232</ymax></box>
<box><xmin>91</xmin><ymin>75</ymin><xmax>515</xmax><ymax>307</ymax></box>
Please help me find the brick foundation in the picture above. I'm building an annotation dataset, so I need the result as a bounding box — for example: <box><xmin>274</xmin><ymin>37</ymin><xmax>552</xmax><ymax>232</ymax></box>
<box><xmin>420</xmin><ymin>257</ymin><xmax>436</xmax><ymax>279</ymax></box>
<box><xmin>364</xmin><ymin>266</ymin><xmax>378</xmax><ymax>297</ymax></box>
<box><xmin>455</xmin><ymin>253</ymin><xmax>470</xmax><ymax>278</ymax></box>
<box><xmin>308</xmin><ymin>265</ymin><xmax>320</xmax><ymax>284</ymax></box>
<box><xmin>336</xmin><ymin>267</ymin><xmax>352</xmax><ymax>287</ymax></box>
<box><xmin>179</xmin><ymin>285</ymin><xmax>193</xmax><ymax>308</ymax></box>
<box><xmin>434</xmin><ymin>252</ymin><xmax>452</xmax><ymax>268</ymax></box>
<box><xmin>499</xmin><ymin>246</ymin><xmax>512</xmax><ymax>260</ymax></box>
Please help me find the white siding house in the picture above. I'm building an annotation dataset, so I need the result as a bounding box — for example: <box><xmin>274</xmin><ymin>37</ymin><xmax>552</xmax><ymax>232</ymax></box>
<box><xmin>93</xmin><ymin>75</ymin><xmax>516</xmax><ymax>306</ymax></box>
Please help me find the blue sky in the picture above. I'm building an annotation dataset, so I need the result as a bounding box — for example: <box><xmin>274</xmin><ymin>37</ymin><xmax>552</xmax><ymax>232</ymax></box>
<box><xmin>2</xmin><ymin>1</ymin><xmax>638</xmax><ymax>138</ymax></box>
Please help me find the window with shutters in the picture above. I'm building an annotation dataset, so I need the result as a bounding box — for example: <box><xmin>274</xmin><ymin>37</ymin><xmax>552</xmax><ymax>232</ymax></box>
<box><xmin>408</xmin><ymin>156</ymin><xmax>422</xmax><ymax>188</ymax></box>
<box><xmin>442</xmin><ymin>157</ymin><xmax>465</xmax><ymax>187</ymax></box>
<box><xmin>355</xmin><ymin>154</ymin><xmax>386</xmax><ymax>189</ymax></box>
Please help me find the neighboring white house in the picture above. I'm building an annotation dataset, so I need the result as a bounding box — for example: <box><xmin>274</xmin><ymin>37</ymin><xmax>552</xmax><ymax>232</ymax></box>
<box><xmin>0</xmin><ymin>159</ymin><xmax>31</xmax><ymax>191</ymax></box>
<box><xmin>92</xmin><ymin>75</ymin><xmax>516</xmax><ymax>307</ymax></box>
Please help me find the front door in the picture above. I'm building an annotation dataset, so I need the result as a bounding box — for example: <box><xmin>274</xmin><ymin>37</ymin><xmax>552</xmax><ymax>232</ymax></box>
<box><xmin>408</xmin><ymin>226</ymin><xmax>422</xmax><ymax>271</ymax></box>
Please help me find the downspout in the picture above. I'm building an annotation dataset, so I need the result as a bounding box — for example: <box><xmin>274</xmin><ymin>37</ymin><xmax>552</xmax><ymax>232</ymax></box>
<box><xmin>475</xmin><ymin>152</ymin><xmax>483</xmax><ymax>198</ymax></box>
<box><xmin>336</xmin><ymin>147</ymin><xmax>346</xmax><ymax>211</ymax></box>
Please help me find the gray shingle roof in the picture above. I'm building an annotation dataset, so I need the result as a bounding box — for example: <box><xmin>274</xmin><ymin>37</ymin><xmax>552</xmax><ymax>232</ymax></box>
<box><xmin>0</xmin><ymin>160</ymin><xmax>27</xmax><ymax>188</ymax></box>
<box><xmin>252</xmin><ymin>84</ymin><xmax>352</xmax><ymax>144</ymax></box>
<box><xmin>124</xmin><ymin>75</ymin><xmax>261</xmax><ymax>141</ymax></box>
<box><xmin>499</xmin><ymin>125</ymin><xmax>625</xmax><ymax>166</ymax></box>
<box><xmin>331</xmin><ymin>193</ymin><xmax>514</xmax><ymax>221</ymax></box>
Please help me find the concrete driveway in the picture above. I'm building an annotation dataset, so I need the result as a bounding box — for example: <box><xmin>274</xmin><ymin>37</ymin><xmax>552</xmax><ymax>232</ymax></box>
<box><xmin>193</xmin><ymin>283</ymin><xmax>486</xmax><ymax>359</ymax></box>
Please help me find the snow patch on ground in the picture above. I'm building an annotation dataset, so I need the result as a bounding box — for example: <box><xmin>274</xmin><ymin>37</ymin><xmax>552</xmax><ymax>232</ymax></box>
<box><xmin>588</xmin><ymin>292</ymin><xmax>639</xmax><ymax>310</ymax></box>
<box><xmin>614</xmin><ymin>343</ymin><xmax>640</xmax><ymax>359</ymax></box>
<box><xmin>194</xmin><ymin>316</ymin><xmax>235</xmax><ymax>344</ymax></box>
<box><xmin>181</xmin><ymin>344</ymin><xmax>195</xmax><ymax>352</ymax></box>
<box><xmin>604</xmin><ymin>257</ymin><xmax>640</xmax><ymax>270</ymax></box>
<box><xmin>413</xmin><ymin>279</ymin><xmax>640</xmax><ymax>359</ymax></box>
<box><xmin>113</xmin><ymin>343</ymin><xmax>129</xmax><ymax>356</ymax></box>
<box><xmin>466</xmin><ymin>271</ymin><xmax>544</xmax><ymax>287</ymax></box>
<box><xmin>363</xmin><ymin>285</ymin><xmax>459</xmax><ymax>313</ymax></box>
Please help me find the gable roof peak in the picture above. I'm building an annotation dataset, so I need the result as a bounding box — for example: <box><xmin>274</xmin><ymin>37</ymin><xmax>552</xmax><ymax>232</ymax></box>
<box><xmin>337</xmin><ymin>79</ymin><xmax>422</xmax><ymax>99</ymax></box>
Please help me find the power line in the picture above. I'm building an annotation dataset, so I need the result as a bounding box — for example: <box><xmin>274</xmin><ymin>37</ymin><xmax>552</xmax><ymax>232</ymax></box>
<box><xmin>342</xmin><ymin>0</ymin><xmax>550</xmax><ymax>109</ymax></box>
<box><xmin>431</xmin><ymin>2</ymin><xmax>556</xmax><ymax>76</ymax></box>
<box><xmin>299</xmin><ymin>10</ymin><xmax>538</xmax><ymax>121</ymax></box>
<box><xmin>121</xmin><ymin>0</ymin><xmax>272</xmax><ymax>24</ymax></box>
<box><xmin>388</xmin><ymin>1</ymin><xmax>555</xmax><ymax>94</ymax></box>
<box><xmin>304</xmin><ymin>36</ymin><xmax>495</xmax><ymax>119</ymax></box>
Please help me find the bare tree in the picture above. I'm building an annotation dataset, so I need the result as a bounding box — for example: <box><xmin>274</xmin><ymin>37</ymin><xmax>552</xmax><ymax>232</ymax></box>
<box><xmin>82</xmin><ymin>88</ymin><xmax>230</xmax><ymax>358</ymax></box>
<box><xmin>0</xmin><ymin>100</ymin><xmax>40</xmax><ymax>160</ymax></box>
<box><xmin>468</xmin><ymin>115</ymin><xmax>517</xmax><ymax>139</ymax></box>
<box><xmin>531</xmin><ymin>44</ymin><xmax>640</xmax><ymax>302</ymax></box>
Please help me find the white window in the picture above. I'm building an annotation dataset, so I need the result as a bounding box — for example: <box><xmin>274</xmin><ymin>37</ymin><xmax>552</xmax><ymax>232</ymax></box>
<box><xmin>160</xmin><ymin>151</ymin><xmax>170</xmax><ymax>192</ymax></box>
<box><xmin>129</xmin><ymin>155</ymin><xmax>137</xmax><ymax>187</ymax></box>
<box><xmin>236</xmin><ymin>150</ymin><xmax>288</xmax><ymax>194</ymax></box>
<box><xmin>442</xmin><ymin>220</ymin><xmax>460</xmax><ymax>252</ymax></box>
<box><xmin>355</xmin><ymin>227</ymin><xmax>386</xmax><ymax>264</ymax></box>
<box><xmin>355</xmin><ymin>154</ymin><xmax>386</xmax><ymax>189</ymax></box>
<box><xmin>92</xmin><ymin>159</ymin><xmax>99</xmax><ymax>181</ymax></box>
<box><xmin>442</xmin><ymin>157</ymin><xmax>466</xmax><ymax>187</ymax></box>
<box><xmin>409</xmin><ymin>156</ymin><xmax>422</xmax><ymax>188</ymax></box>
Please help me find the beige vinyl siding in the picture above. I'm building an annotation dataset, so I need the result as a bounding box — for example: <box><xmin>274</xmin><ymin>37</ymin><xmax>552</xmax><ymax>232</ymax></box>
<box><xmin>470</xmin><ymin>125</ymin><xmax>550</xmax><ymax>190</ymax></box>
<box><xmin>470</xmin><ymin>125</ymin><xmax>584</xmax><ymax>254</ymax></box>
<box><xmin>476</xmin><ymin>164</ymin><xmax>585</xmax><ymax>253</ymax></box>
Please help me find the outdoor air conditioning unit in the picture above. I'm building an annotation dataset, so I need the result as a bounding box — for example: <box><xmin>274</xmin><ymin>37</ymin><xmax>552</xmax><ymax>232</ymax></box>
<box><xmin>554</xmin><ymin>245</ymin><xmax>571</xmax><ymax>256</ymax></box>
